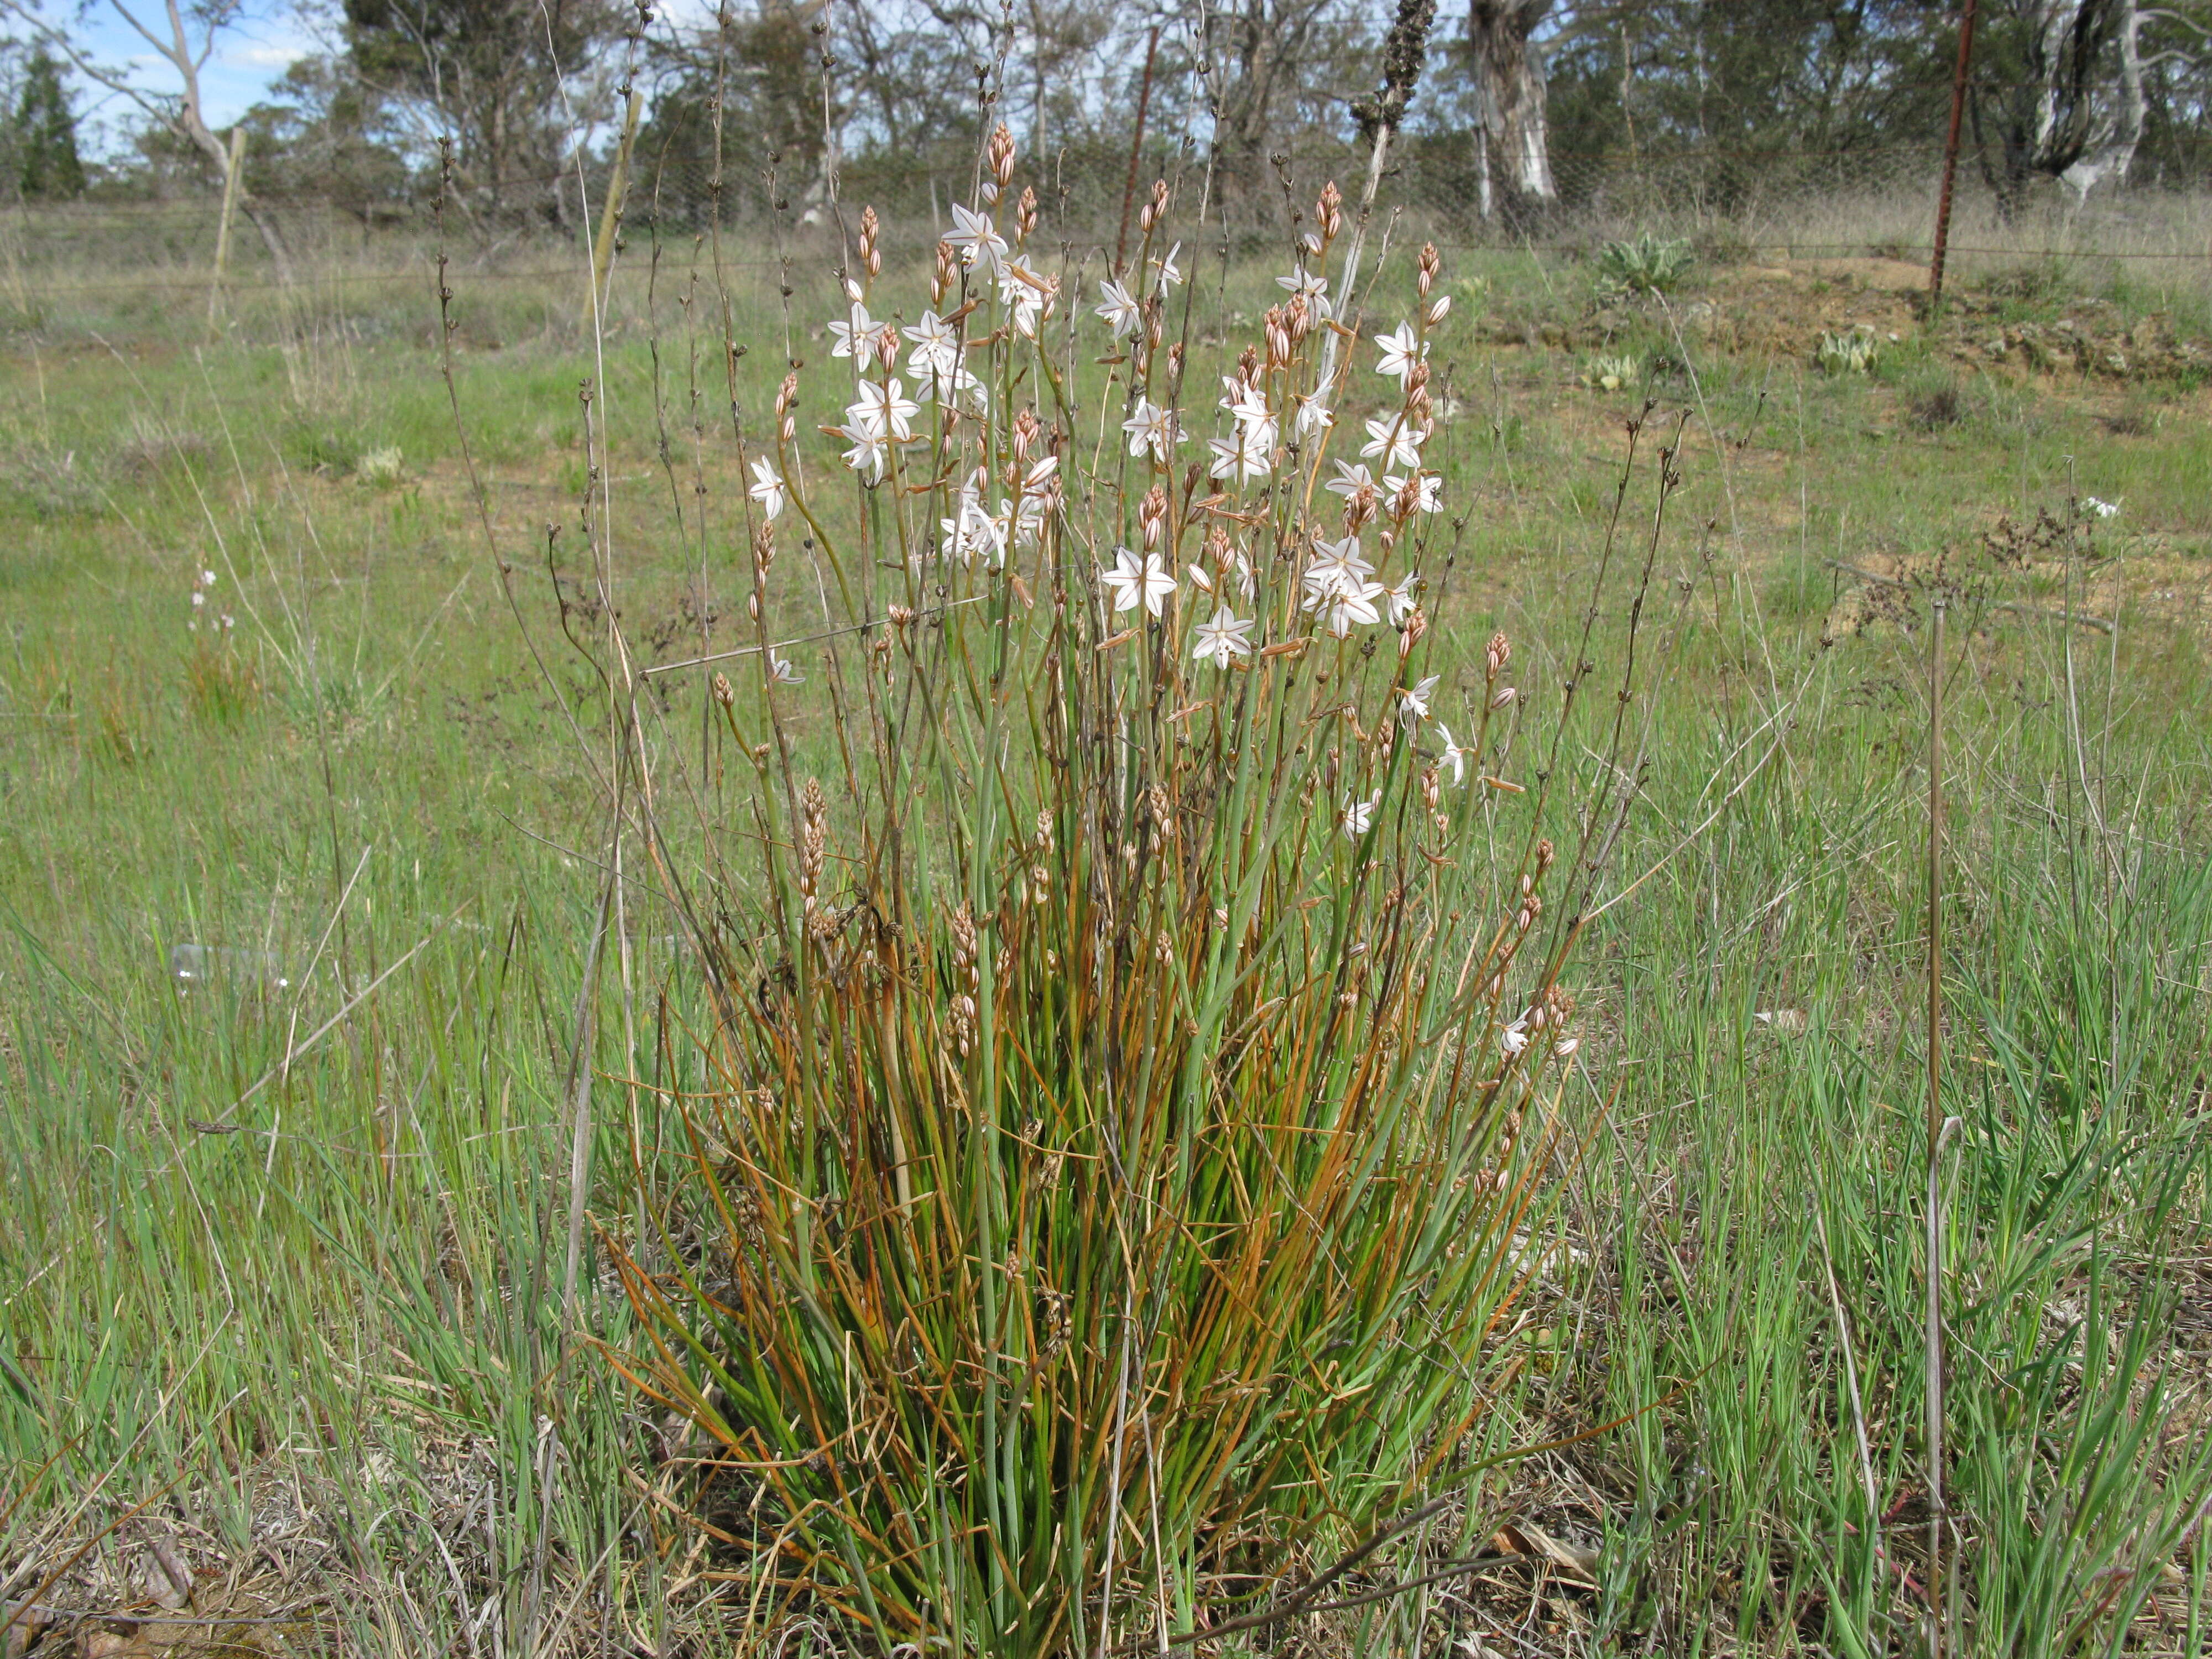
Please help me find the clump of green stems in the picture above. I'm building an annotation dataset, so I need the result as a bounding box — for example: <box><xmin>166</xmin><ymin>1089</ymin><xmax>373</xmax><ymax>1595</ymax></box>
<box><xmin>597</xmin><ymin>135</ymin><xmax>1677</xmax><ymax>1655</ymax></box>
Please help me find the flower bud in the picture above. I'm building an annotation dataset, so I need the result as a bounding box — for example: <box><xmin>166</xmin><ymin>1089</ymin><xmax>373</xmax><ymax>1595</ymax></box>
<box><xmin>1426</xmin><ymin>294</ymin><xmax>1452</xmax><ymax>327</ymax></box>
<box><xmin>1016</xmin><ymin>185</ymin><xmax>1038</xmax><ymax>242</ymax></box>
<box><xmin>1317</xmin><ymin>181</ymin><xmax>1342</xmax><ymax>241</ymax></box>
<box><xmin>1417</xmin><ymin>241</ymin><xmax>1441</xmax><ymax>298</ymax></box>
<box><xmin>988</xmin><ymin>123</ymin><xmax>1017</xmax><ymax>191</ymax></box>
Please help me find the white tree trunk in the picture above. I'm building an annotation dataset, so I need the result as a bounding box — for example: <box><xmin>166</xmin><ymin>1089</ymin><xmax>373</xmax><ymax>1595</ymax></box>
<box><xmin>2061</xmin><ymin>0</ymin><xmax>2146</xmax><ymax>200</ymax></box>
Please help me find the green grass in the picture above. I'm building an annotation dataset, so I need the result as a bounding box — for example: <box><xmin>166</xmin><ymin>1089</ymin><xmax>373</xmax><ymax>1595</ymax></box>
<box><xmin>2</xmin><ymin>215</ymin><xmax>2209</xmax><ymax>1655</ymax></box>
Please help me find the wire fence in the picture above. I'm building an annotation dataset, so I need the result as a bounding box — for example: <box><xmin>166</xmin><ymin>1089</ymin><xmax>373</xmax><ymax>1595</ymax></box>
<box><xmin>6</xmin><ymin>138</ymin><xmax>2208</xmax><ymax>305</ymax></box>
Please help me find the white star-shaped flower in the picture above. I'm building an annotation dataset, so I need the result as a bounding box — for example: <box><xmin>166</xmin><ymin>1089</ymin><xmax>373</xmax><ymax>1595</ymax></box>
<box><xmin>839</xmin><ymin>427</ymin><xmax>888</xmax><ymax>481</ymax></box>
<box><xmin>1301</xmin><ymin>535</ymin><xmax>1375</xmax><ymax>608</ymax></box>
<box><xmin>1373</xmin><ymin>321</ymin><xmax>1425</xmax><ymax>383</ymax></box>
<box><xmin>769</xmin><ymin>652</ymin><xmax>803</xmax><ymax>685</ymax></box>
<box><xmin>1095</xmin><ymin>278</ymin><xmax>1141</xmax><ymax>340</ymax></box>
<box><xmin>1398</xmin><ymin>674</ymin><xmax>1439</xmax><ymax>728</ymax></box>
<box><xmin>1121</xmin><ymin>398</ymin><xmax>1181</xmax><ymax>463</ymax></box>
<box><xmin>1438</xmin><ymin>723</ymin><xmax>1470</xmax><ymax>785</ymax></box>
<box><xmin>946</xmin><ymin>204</ymin><xmax>1007</xmax><ymax>275</ymax></box>
<box><xmin>1385</xmin><ymin>569</ymin><xmax>1422</xmax><ymax>626</ymax></box>
<box><xmin>1360</xmin><ymin>415</ymin><xmax>1425</xmax><ymax>473</ymax></box>
<box><xmin>1150</xmin><ymin>241</ymin><xmax>1184</xmax><ymax>289</ymax></box>
<box><xmin>848</xmin><ymin>378</ymin><xmax>919</xmax><ymax>444</ymax></box>
<box><xmin>1100</xmin><ymin>546</ymin><xmax>1176</xmax><ymax>617</ymax></box>
<box><xmin>1501</xmin><ymin>1018</ymin><xmax>1530</xmax><ymax>1057</ymax></box>
<box><xmin>1276</xmin><ymin>267</ymin><xmax>1331</xmax><ymax>317</ymax></box>
<box><xmin>1319</xmin><ymin>580</ymin><xmax>1384</xmax><ymax>638</ymax></box>
<box><xmin>1191</xmin><ymin>604</ymin><xmax>1254</xmax><ymax>669</ymax></box>
<box><xmin>1342</xmin><ymin>791</ymin><xmax>1380</xmax><ymax>840</ymax></box>
<box><xmin>904</xmin><ymin>310</ymin><xmax>963</xmax><ymax>384</ymax></box>
<box><xmin>829</xmin><ymin>301</ymin><xmax>892</xmax><ymax>364</ymax></box>
<box><xmin>1208</xmin><ymin>422</ymin><xmax>1274</xmax><ymax>485</ymax></box>
<box><xmin>999</xmin><ymin>254</ymin><xmax>1054</xmax><ymax>337</ymax></box>
<box><xmin>1325</xmin><ymin>460</ymin><xmax>1376</xmax><ymax>498</ymax></box>
<box><xmin>748</xmin><ymin>456</ymin><xmax>785</xmax><ymax>520</ymax></box>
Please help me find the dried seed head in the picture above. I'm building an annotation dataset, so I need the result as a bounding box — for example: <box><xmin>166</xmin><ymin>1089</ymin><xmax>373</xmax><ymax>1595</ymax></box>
<box><xmin>1535</xmin><ymin>837</ymin><xmax>1555</xmax><ymax>875</ymax></box>
<box><xmin>887</xmin><ymin>603</ymin><xmax>916</xmax><ymax>628</ymax></box>
<box><xmin>1034</xmin><ymin>808</ymin><xmax>1053</xmax><ymax>852</ymax></box>
<box><xmin>753</xmin><ymin>520</ymin><xmax>776</xmax><ymax>571</ymax></box>
<box><xmin>711</xmin><ymin>672</ymin><xmax>735</xmax><ymax>708</ymax></box>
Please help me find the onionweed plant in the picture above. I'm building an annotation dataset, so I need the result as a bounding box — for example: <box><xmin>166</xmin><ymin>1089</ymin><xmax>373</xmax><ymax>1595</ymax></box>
<box><xmin>594</xmin><ymin>129</ymin><xmax>1677</xmax><ymax>1656</ymax></box>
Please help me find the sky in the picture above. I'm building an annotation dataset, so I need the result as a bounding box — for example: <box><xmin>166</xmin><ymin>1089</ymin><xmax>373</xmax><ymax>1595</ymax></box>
<box><xmin>27</xmin><ymin>0</ymin><xmax>321</xmax><ymax>150</ymax></box>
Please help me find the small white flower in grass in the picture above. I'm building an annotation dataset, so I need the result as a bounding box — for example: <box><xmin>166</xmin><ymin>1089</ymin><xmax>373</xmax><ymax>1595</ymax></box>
<box><xmin>1326</xmin><ymin>460</ymin><xmax>1376</xmax><ymax>498</ymax></box>
<box><xmin>1121</xmin><ymin>398</ymin><xmax>1182</xmax><ymax>463</ymax></box>
<box><xmin>904</xmin><ymin>310</ymin><xmax>963</xmax><ymax>383</ymax></box>
<box><xmin>1384</xmin><ymin>471</ymin><xmax>1443</xmax><ymax>515</ymax></box>
<box><xmin>1150</xmin><ymin>241</ymin><xmax>1184</xmax><ymax>289</ymax></box>
<box><xmin>1095</xmin><ymin>278</ymin><xmax>1141</xmax><ymax>339</ymax></box>
<box><xmin>191</xmin><ymin>590</ymin><xmax>206</xmax><ymax>608</ymax></box>
<box><xmin>748</xmin><ymin>456</ymin><xmax>785</xmax><ymax>520</ymax></box>
<box><xmin>1360</xmin><ymin>415</ymin><xmax>1425</xmax><ymax>473</ymax></box>
<box><xmin>1373</xmin><ymin>321</ymin><xmax>1425</xmax><ymax>383</ymax></box>
<box><xmin>1438</xmin><ymin>723</ymin><xmax>1470</xmax><ymax>785</ymax></box>
<box><xmin>849</xmin><ymin>379</ymin><xmax>920</xmax><ymax>443</ymax></box>
<box><xmin>1500</xmin><ymin>1018</ymin><xmax>1530</xmax><ymax>1057</ymax></box>
<box><xmin>1102</xmin><ymin>546</ymin><xmax>1176</xmax><ymax>617</ymax></box>
<box><xmin>2084</xmin><ymin>496</ymin><xmax>2121</xmax><ymax>519</ymax></box>
<box><xmin>946</xmin><ymin>203</ymin><xmax>1006</xmax><ymax>275</ymax></box>
<box><xmin>1191</xmin><ymin>604</ymin><xmax>1254</xmax><ymax>669</ymax></box>
<box><xmin>1399</xmin><ymin>674</ymin><xmax>1439</xmax><ymax>729</ymax></box>
<box><xmin>769</xmin><ymin>653</ymin><xmax>803</xmax><ymax>686</ymax></box>
<box><xmin>1342</xmin><ymin>791</ymin><xmax>1381</xmax><ymax>839</ymax></box>
<box><xmin>1386</xmin><ymin>569</ymin><xmax>1422</xmax><ymax>626</ymax></box>
<box><xmin>200</xmin><ymin>569</ymin><xmax>217</xmax><ymax>587</ymax></box>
